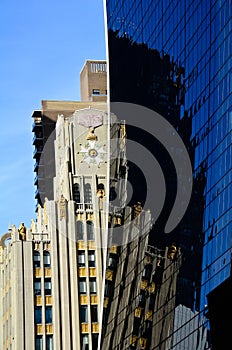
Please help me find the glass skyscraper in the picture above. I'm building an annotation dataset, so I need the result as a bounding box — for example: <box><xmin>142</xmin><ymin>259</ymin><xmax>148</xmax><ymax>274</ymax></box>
<box><xmin>105</xmin><ymin>0</ymin><xmax>232</xmax><ymax>348</ymax></box>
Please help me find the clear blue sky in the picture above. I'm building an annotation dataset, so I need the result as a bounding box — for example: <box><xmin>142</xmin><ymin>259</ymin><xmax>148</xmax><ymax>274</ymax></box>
<box><xmin>0</xmin><ymin>0</ymin><xmax>106</xmax><ymax>233</ymax></box>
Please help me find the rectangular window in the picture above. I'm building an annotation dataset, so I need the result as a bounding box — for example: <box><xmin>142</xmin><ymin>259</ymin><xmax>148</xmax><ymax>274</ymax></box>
<box><xmin>78</xmin><ymin>251</ymin><xmax>86</xmax><ymax>267</ymax></box>
<box><xmin>80</xmin><ymin>305</ymin><xmax>88</xmax><ymax>323</ymax></box>
<box><xmin>92</xmin><ymin>89</ymin><xmax>100</xmax><ymax>95</ymax></box>
<box><xmin>34</xmin><ymin>279</ymin><xmax>41</xmax><ymax>295</ymax></box>
<box><xmin>35</xmin><ymin>336</ymin><xmax>43</xmax><ymax>350</ymax></box>
<box><xmin>92</xmin><ymin>334</ymin><xmax>98</xmax><ymax>349</ymax></box>
<box><xmin>33</xmin><ymin>251</ymin><xmax>41</xmax><ymax>268</ymax></box>
<box><xmin>44</xmin><ymin>279</ymin><xmax>52</xmax><ymax>295</ymax></box>
<box><xmin>104</xmin><ymin>281</ymin><xmax>113</xmax><ymax>297</ymax></box>
<box><xmin>45</xmin><ymin>306</ymin><xmax>52</xmax><ymax>324</ymax></box>
<box><xmin>35</xmin><ymin>306</ymin><xmax>42</xmax><ymax>324</ymax></box>
<box><xmin>89</xmin><ymin>278</ymin><xmax>97</xmax><ymax>294</ymax></box>
<box><xmin>91</xmin><ymin>306</ymin><xmax>98</xmax><ymax>322</ymax></box>
<box><xmin>46</xmin><ymin>335</ymin><xmax>53</xmax><ymax>350</ymax></box>
<box><xmin>43</xmin><ymin>252</ymin><xmax>51</xmax><ymax>268</ymax></box>
<box><xmin>88</xmin><ymin>251</ymin><xmax>95</xmax><ymax>267</ymax></box>
<box><xmin>79</xmin><ymin>278</ymin><xmax>87</xmax><ymax>294</ymax></box>
<box><xmin>81</xmin><ymin>334</ymin><xmax>89</xmax><ymax>350</ymax></box>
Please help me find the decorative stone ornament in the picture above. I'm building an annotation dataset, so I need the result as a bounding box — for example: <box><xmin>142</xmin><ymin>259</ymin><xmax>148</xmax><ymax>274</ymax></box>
<box><xmin>79</xmin><ymin>140</ymin><xmax>107</xmax><ymax>166</ymax></box>
<box><xmin>86</xmin><ymin>127</ymin><xmax>98</xmax><ymax>141</ymax></box>
<box><xmin>18</xmin><ymin>223</ymin><xmax>26</xmax><ymax>240</ymax></box>
<box><xmin>58</xmin><ymin>195</ymin><xmax>66</xmax><ymax>220</ymax></box>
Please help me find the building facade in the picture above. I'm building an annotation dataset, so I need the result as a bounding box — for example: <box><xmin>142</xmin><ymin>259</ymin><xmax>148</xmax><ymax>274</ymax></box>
<box><xmin>32</xmin><ymin>59</ymin><xmax>107</xmax><ymax>211</ymax></box>
<box><xmin>80</xmin><ymin>60</ymin><xmax>107</xmax><ymax>102</ymax></box>
<box><xmin>1</xmin><ymin>105</ymin><xmax>126</xmax><ymax>350</ymax></box>
<box><xmin>105</xmin><ymin>0</ymin><xmax>232</xmax><ymax>348</ymax></box>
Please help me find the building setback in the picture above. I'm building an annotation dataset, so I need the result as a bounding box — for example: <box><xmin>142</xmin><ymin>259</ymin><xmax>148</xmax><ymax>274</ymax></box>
<box><xmin>32</xmin><ymin>60</ymin><xmax>107</xmax><ymax>211</ymax></box>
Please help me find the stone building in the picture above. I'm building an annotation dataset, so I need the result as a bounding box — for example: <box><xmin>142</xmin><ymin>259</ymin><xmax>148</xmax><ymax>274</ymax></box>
<box><xmin>0</xmin><ymin>105</ymin><xmax>126</xmax><ymax>350</ymax></box>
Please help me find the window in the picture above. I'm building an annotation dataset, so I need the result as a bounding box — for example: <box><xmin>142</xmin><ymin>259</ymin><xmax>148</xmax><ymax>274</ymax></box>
<box><xmin>84</xmin><ymin>184</ymin><xmax>92</xmax><ymax>203</ymax></box>
<box><xmin>35</xmin><ymin>306</ymin><xmax>42</xmax><ymax>324</ymax></box>
<box><xmin>76</xmin><ymin>221</ymin><xmax>84</xmax><ymax>240</ymax></box>
<box><xmin>80</xmin><ymin>306</ymin><xmax>88</xmax><ymax>323</ymax></box>
<box><xmin>104</xmin><ymin>281</ymin><xmax>113</xmax><ymax>297</ymax></box>
<box><xmin>34</xmin><ymin>279</ymin><xmax>41</xmax><ymax>295</ymax></box>
<box><xmin>46</xmin><ymin>335</ymin><xmax>53</xmax><ymax>350</ymax></box>
<box><xmin>87</xmin><ymin>221</ymin><xmax>94</xmax><ymax>240</ymax></box>
<box><xmin>89</xmin><ymin>278</ymin><xmax>97</xmax><ymax>294</ymax></box>
<box><xmin>34</xmin><ymin>251</ymin><xmax>41</xmax><ymax>268</ymax></box>
<box><xmin>142</xmin><ymin>265</ymin><xmax>151</xmax><ymax>279</ymax></box>
<box><xmin>92</xmin><ymin>89</ymin><xmax>100</xmax><ymax>95</ymax></box>
<box><xmin>81</xmin><ymin>334</ymin><xmax>89</xmax><ymax>350</ymax></box>
<box><xmin>35</xmin><ymin>336</ymin><xmax>43</xmax><ymax>350</ymax></box>
<box><xmin>138</xmin><ymin>292</ymin><xmax>146</xmax><ymax>307</ymax></box>
<box><xmin>79</xmin><ymin>278</ymin><xmax>87</xmax><ymax>294</ymax></box>
<box><xmin>45</xmin><ymin>279</ymin><xmax>52</xmax><ymax>295</ymax></box>
<box><xmin>88</xmin><ymin>251</ymin><xmax>95</xmax><ymax>267</ymax></box>
<box><xmin>73</xmin><ymin>183</ymin><xmax>80</xmax><ymax>202</ymax></box>
<box><xmin>43</xmin><ymin>251</ymin><xmax>51</xmax><ymax>268</ymax></box>
<box><xmin>108</xmin><ymin>256</ymin><xmax>117</xmax><ymax>269</ymax></box>
<box><xmin>78</xmin><ymin>251</ymin><xmax>86</xmax><ymax>267</ymax></box>
<box><xmin>91</xmin><ymin>306</ymin><xmax>98</xmax><ymax>322</ymax></box>
<box><xmin>45</xmin><ymin>306</ymin><xmax>52</xmax><ymax>324</ymax></box>
<box><xmin>92</xmin><ymin>334</ymin><xmax>98</xmax><ymax>349</ymax></box>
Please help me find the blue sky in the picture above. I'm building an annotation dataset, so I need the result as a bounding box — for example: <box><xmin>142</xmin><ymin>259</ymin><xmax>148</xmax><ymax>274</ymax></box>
<box><xmin>0</xmin><ymin>0</ymin><xmax>106</xmax><ymax>232</ymax></box>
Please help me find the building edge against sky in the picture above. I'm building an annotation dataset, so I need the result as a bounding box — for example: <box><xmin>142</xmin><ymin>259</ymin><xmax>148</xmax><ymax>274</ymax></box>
<box><xmin>0</xmin><ymin>60</ymin><xmax>109</xmax><ymax>350</ymax></box>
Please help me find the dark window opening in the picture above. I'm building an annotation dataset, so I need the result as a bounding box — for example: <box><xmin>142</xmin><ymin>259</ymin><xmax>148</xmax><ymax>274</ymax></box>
<box><xmin>76</xmin><ymin>221</ymin><xmax>84</xmax><ymax>240</ymax></box>
<box><xmin>84</xmin><ymin>183</ymin><xmax>92</xmax><ymax>203</ymax></box>
<box><xmin>73</xmin><ymin>183</ymin><xmax>81</xmax><ymax>202</ymax></box>
<box><xmin>87</xmin><ymin>221</ymin><xmax>94</xmax><ymax>240</ymax></box>
<box><xmin>35</xmin><ymin>306</ymin><xmax>42</xmax><ymax>324</ymax></box>
<box><xmin>45</xmin><ymin>306</ymin><xmax>52</xmax><ymax>324</ymax></box>
<box><xmin>91</xmin><ymin>305</ymin><xmax>98</xmax><ymax>322</ymax></box>
<box><xmin>33</xmin><ymin>251</ymin><xmax>41</xmax><ymax>268</ymax></box>
<box><xmin>80</xmin><ymin>305</ymin><xmax>88</xmax><ymax>323</ymax></box>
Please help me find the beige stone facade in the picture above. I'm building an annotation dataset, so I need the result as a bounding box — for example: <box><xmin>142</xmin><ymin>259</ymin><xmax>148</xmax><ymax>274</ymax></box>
<box><xmin>80</xmin><ymin>60</ymin><xmax>107</xmax><ymax>102</ymax></box>
<box><xmin>0</xmin><ymin>106</ymin><xmax>127</xmax><ymax>350</ymax></box>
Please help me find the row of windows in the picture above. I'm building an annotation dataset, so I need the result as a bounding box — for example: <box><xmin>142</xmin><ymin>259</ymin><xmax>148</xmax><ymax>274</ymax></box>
<box><xmin>34</xmin><ymin>278</ymin><xmax>52</xmax><ymax>296</ymax></box>
<box><xmin>73</xmin><ymin>183</ymin><xmax>92</xmax><ymax>203</ymax></box>
<box><xmin>79</xmin><ymin>277</ymin><xmax>97</xmax><ymax>295</ymax></box>
<box><xmin>80</xmin><ymin>334</ymin><xmax>98</xmax><ymax>350</ymax></box>
<box><xmin>34</xmin><ymin>251</ymin><xmax>51</xmax><ymax>268</ymax></box>
<box><xmin>78</xmin><ymin>251</ymin><xmax>95</xmax><ymax>267</ymax></box>
<box><xmin>35</xmin><ymin>335</ymin><xmax>53</xmax><ymax>350</ymax></box>
<box><xmin>80</xmin><ymin>305</ymin><xmax>98</xmax><ymax>323</ymax></box>
<box><xmin>90</xmin><ymin>62</ymin><xmax>107</xmax><ymax>73</ymax></box>
<box><xmin>35</xmin><ymin>306</ymin><xmax>52</xmax><ymax>324</ymax></box>
<box><xmin>73</xmin><ymin>183</ymin><xmax>105</xmax><ymax>203</ymax></box>
<box><xmin>76</xmin><ymin>221</ymin><xmax>94</xmax><ymax>241</ymax></box>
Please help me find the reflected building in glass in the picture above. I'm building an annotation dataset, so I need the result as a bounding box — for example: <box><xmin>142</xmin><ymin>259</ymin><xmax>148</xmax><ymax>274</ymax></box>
<box><xmin>105</xmin><ymin>0</ymin><xmax>232</xmax><ymax>349</ymax></box>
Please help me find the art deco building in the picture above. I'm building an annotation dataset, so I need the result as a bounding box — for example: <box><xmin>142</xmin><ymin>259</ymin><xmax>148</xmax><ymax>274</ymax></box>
<box><xmin>32</xmin><ymin>60</ymin><xmax>107</xmax><ymax>211</ymax></box>
<box><xmin>0</xmin><ymin>105</ymin><xmax>129</xmax><ymax>350</ymax></box>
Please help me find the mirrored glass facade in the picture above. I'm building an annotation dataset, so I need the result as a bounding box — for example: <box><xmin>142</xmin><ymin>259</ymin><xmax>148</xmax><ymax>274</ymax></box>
<box><xmin>105</xmin><ymin>0</ymin><xmax>232</xmax><ymax>348</ymax></box>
